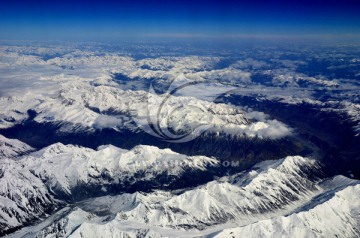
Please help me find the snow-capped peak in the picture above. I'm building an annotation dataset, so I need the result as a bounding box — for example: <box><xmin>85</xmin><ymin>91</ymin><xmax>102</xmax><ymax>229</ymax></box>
<box><xmin>0</xmin><ymin>134</ymin><xmax>34</xmax><ymax>159</ymax></box>
<box><xmin>19</xmin><ymin>143</ymin><xmax>219</xmax><ymax>197</ymax></box>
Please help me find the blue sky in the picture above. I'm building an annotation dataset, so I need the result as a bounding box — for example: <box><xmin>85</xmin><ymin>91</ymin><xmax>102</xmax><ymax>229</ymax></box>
<box><xmin>0</xmin><ymin>0</ymin><xmax>360</xmax><ymax>41</ymax></box>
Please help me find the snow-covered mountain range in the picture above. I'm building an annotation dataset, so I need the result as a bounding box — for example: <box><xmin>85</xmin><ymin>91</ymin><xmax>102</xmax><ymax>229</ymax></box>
<box><xmin>1</xmin><ymin>43</ymin><xmax>360</xmax><ymax>237</ymax></box>
<box><xmin>0</xmin><ymin>79</ymin><xmax>291</xmax><ymax>141</ymax></box>
<box><xmin>0</xmin><ymin>157</ymin><xmax>61</xmax><ymax>235</ymax></box>
<box><xmin>0</xmin><ymin>136</ymin><xmax>219</xmax><ymax>235</ymax></box>
<box><xmin>214</xmin><ymin>183</ymin><xmax>360</xmax><ymax>238</ymax></box>
<box><xmin>0</xmin><ymin>135</ymin><xmax>34</xmax><ymax>159</ymax></box>
<box><xmin>30</xmin><ymin>178</ymin><xmax>359</xmax><ymax>238</ymax></box>
<box><xmin>1</xmin><ymin>135</ymin><xmax>359</xmax><ymax>237</ymax></box>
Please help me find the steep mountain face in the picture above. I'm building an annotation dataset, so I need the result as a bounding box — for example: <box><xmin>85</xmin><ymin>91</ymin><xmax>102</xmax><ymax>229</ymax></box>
<box><xmin>20</xmin><ymin>143</ymin><xmax>219</xmax><ymax>200</ymax></box>
<box><xmin>9</xmin><ymin>153</ymin><xmax>359</xmax><ymax>238</ymax></box>
<box><xmin>0</xmin><ymin>134</ymin><xmax>34</xmax><ymax>159</ymax></box>
<box><xmin>0</xmin><ymin>141</ymin><xmax>221</xmax><ymax>236</ymax></box>
<box><xmin>0</xmin><ymin>158</ymin><xmax>61</xmax><ymax>236</ymax></box>
<box><xmin>213</xmin><ymin>183</ymin><xmax>360</xmax><ymax>238</ymax></box>
<box><xmin>1</xmin><ymin>137</ymin><xmax>359</xmax><ymax>238</ymax></box>
<box><xmin>73</xmin><ymin>156</ymin><xmax>324</xmax><ymax>230</ymax></box>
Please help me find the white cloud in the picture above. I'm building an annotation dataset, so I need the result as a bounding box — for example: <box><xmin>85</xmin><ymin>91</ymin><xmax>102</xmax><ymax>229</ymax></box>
<box><xmin>93</xmin><ymin>115</ymin><xmax>123</xmax><ymax>129</ymax></box>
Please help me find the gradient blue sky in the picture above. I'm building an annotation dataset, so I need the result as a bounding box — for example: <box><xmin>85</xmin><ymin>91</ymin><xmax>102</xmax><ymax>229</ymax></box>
<box><xmin>1</xmin><ymin>0</ymin><xmax>360</xmax><ymax>41</ymax></box>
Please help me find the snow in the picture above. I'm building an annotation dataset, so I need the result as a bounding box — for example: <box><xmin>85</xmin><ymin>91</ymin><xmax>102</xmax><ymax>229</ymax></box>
<box><xmin>0</xmin><ymin>134</ymin><xmax>34</xmax><ymax>159</ymax></box>
<box><xmin>213</xmin><ymin>184</ymin><xmax>360</xmax><ymax>238</ymax></box>
<box><xmin>6</xmin><ymin>152</ymin><xmax>359</xmax><ymax>238</ymax></box>
<box><xmin>1</xmin><ymin>45</ymin><xmax>360</xmax><ymax>237</ymax></box>
<box><xmin>0</xmin><ymin>80</ymin><xmax>293</xmax><ymax>140</ymax></box>
<box><xmin>20</xmin><ymin>143</ymin><xmax>218</xmax><ymax>196</ymax></box>
<box><xmin>0</xmin><ymin>47</ymin><xmax>294</xmax><ymax>140</ymax></box>
<box><xmin>0</xmin><ymin>142</ymin><xmax>218</xmax><ymax>234</ymax></box>
<box><xmin>0</xmin><ymin>158</ymin><xmax>60</xmax><ymax>234</ymax></box>
<box><xmin>2</xmin><ymin>142</ymin><xmax>359</xmax><ymax>238</ymax></box>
